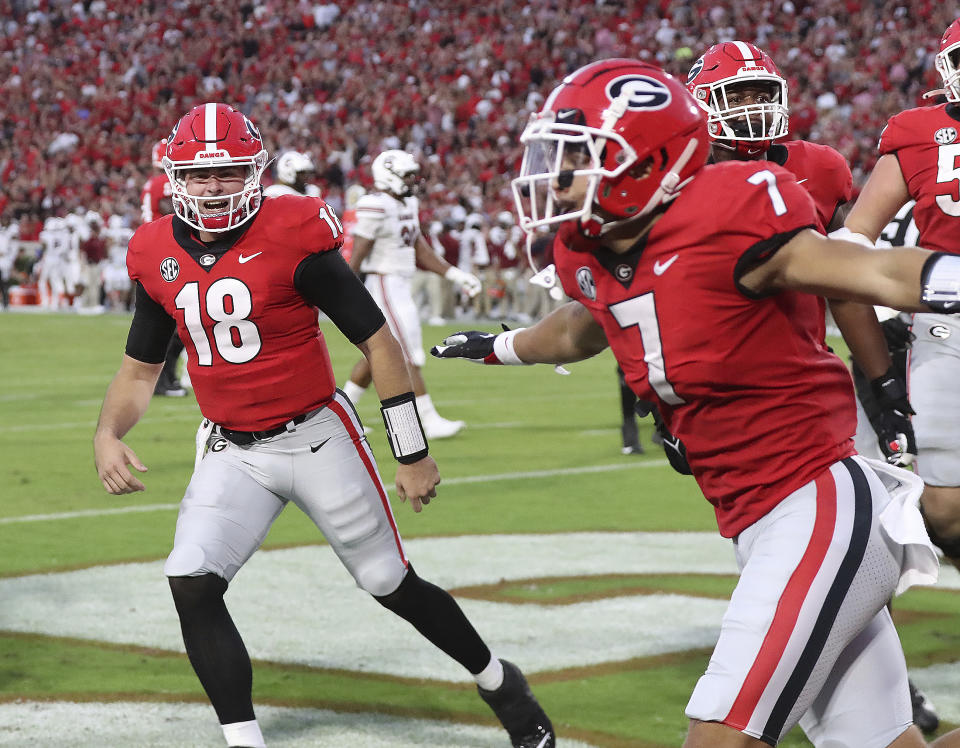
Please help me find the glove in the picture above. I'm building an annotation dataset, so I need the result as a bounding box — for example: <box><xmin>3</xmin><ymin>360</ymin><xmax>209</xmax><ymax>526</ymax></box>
<box><xmin>431</xmin><ymin>326</ymin><xmax>529</xmax><ymax>365</ymax></box>
<box><xmin>444</xmin><ymin>266</ymin><xmax>482</xmax><ymax>298</ymax></box>
<box><xmin>880</xmin><ymin>315</ymin><xmax>915</xmax><ymax>356</ymax></box>
<box><xmin>651</xmin><ymin>406</ymin><xmax>692</xmax><ymax>475</ymax></box>
<box><xmin>870</xmin><ymin>367</ymin><xmax>917</xmax><ymax>466</ymax></box>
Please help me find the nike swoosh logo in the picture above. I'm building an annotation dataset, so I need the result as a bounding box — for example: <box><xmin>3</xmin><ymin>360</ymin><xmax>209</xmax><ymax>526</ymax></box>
<box><xmin>557</xmin><ymin>108</ymin><xmax>578</xmax><ymax>119</ymax></box>
<box><xmin>309</xmin><ymin>438</ymin><xmax>331</xmax><ymax>453</ymax></box>
<box><xmin>653</xmin><ymin>254</ymin><xmax>679</xmax><ymax>276</ymax></box>
<box><xmin>238</xmin><ymin>252</ymin><xmax>263</xmax><ymax>264</ymax></box>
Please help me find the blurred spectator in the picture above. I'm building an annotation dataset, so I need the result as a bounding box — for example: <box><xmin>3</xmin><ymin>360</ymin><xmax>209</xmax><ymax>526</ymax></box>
<box><xmin>2</xmin><ymin>0</ymin><xmax>957</xmax><ymax>319</ymax></box>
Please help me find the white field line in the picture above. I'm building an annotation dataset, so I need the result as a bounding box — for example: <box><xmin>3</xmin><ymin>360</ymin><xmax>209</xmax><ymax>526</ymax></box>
<box><xmin>0</xmin><ymin>459</ymin><xmax>667</xmax><ymax>525</ymax></box>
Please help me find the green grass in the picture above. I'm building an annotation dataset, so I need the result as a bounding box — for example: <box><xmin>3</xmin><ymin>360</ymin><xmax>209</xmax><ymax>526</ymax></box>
<box><xmin>0</xmin><ymin>312</ymin><xmax>956</xmax><ymax>746</ymax></box>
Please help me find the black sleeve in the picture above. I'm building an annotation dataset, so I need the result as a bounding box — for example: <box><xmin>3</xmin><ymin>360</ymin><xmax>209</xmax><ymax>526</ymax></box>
<box><xmin>294</xmin><ymin>250</ymin><xmax>386</xmax><ymax>344</ymax></box>
<box><xmin>125</xmin><ymin>282</ymin><xmax>178</xmax><ymax>363</ymax></box>
<box><xmin>733</xmin><ymin>225</ymin><xmax>816</xmax><ymax>299</ymax></box>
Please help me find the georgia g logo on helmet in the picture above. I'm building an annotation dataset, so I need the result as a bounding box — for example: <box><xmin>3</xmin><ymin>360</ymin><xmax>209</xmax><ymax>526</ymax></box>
<box><xmin>687</xmin><ymin>56</ymin><xmax>705</xmax><ymax>84</ymax></box>
<box><xmin>606</xmin><ymin>75</ymin><xmax>672</xmax><ymax>111</ymax></box>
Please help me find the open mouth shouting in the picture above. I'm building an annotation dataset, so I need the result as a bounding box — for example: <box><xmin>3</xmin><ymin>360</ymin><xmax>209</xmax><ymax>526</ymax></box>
<box><xmin>200</xmin><ymin>198</ymin><xmax>231</xmax><ymax>215</ymax></box>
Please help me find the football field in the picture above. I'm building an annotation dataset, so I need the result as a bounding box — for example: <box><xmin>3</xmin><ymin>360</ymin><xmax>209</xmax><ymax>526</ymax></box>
<box><xmin>1</xmin><ymin>312</ymin><xmax>958</xmax><ymax>747</ymax></box>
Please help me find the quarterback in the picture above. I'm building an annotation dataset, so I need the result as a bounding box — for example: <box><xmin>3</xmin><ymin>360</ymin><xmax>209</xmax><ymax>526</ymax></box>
<box><xmin>93</xmin><ymin>103</ymin><xmax>554</xmax><ymax>748</ymax></box>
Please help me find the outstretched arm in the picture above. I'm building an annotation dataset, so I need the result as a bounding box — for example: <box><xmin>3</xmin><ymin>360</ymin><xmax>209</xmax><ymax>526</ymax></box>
<box><xmin>432</xmin><ymin>300</ymin><xmax>608</xmax><ymax>366</ymax></box>
<box><xmin>739</xmin><ymin>228</ymin><xmax>933</xmax><ymax>310</ymax></box>
<box><xmin>513</xmin><ymin>301</ymin><xmax>609</xmax><ymax>363</ymax></box>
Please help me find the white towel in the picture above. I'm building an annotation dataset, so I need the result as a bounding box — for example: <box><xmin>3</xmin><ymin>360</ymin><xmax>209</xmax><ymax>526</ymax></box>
<box><xmin>863</xmin><ymin>457</ymin><xmax>940</xmax><ymax>596</ymax></box>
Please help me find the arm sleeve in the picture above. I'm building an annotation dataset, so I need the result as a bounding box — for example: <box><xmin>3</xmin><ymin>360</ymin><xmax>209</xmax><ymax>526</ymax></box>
<box><xmin>294</xmin><ymin>250</ymin><xmax>386</xmax><ymax>344</ymax></box>
<box><xmin>124</xmin><ymin>282</ymin><xmax>178</xmax><ymax>363</ymax></box>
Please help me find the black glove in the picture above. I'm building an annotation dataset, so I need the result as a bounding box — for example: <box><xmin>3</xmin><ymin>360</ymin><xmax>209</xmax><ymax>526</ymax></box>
<box><xmin>870</xmin><ymin>367</ymin><xmax>917</xmax><ymax>466</ymax></box>
<box><xmin>651</xmin><ymin>406</ymin><xmax>692</xmax><ymax>475</ymax></box>
<box><xmin>879</xmin><ymin>316</ymin><xmax>915</xmax><ymax>355</ymax></box>
<box><xmin>431</xmin><ymin>330</ymin><xmax>501</xmax><ymax>364</ymax></box>
<box><xmin>431</xmin><ymin>324</ymin><xmax>528</xmax><ymax>366</ymax></box>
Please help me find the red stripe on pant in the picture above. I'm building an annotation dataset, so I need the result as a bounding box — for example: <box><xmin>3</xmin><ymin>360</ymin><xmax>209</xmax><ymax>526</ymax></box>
<box><xmin>724</xmin><ymin>470</ymin><xmax>837</xmax><ymax>728</ymax></box>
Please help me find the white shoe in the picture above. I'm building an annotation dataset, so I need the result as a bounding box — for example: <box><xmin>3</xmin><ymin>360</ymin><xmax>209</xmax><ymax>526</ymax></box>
<box><xmin>424</xmin><ymin>415</ymin><xmax>465</xmax><ymax>439</ymax></box>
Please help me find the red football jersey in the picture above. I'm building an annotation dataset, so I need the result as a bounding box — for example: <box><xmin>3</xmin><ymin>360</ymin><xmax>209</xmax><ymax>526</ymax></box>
<box><xmin>555</xmin><ymin>161</ymin><xmax>857</xmax><ymax>537</ymax></box>
<box><xmin>769</xmin><ymin>140</ymin><xmax>853</xmax><ymax>232</ymax></box>
<box><xmin>766</xmin><ymin>140</ymin><xmax>854</xmax><ymax>343</ymax></box>
<box><xmin>140</xmin><ymin>173</ymin><xmax>172</xmax><ymax>224</ymax></box>
<box><xmin>127</xmin><ymin>195</ymin><xmax>343</xmax><ymax>431</ymax></box>
<box><xmin>879</xmin><ymin>103</ymin><xmax>960</xmax><ymax>255</ymax></box>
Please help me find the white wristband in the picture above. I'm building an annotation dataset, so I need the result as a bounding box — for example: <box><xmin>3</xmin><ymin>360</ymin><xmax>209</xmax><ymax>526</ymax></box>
<box><xmin>827</xmin><ymin>226</ymin><xmax>875</xmax><ymax>248</ymax></box>
<box><xmin>921</xmin><ymin>252</ymin><xmax>960</xmax><ymax>311</ymax></box>
<box><xmin>492</xmin><ymin>328</ymin><xmax>529</xmax><ymax>365</ymax></box>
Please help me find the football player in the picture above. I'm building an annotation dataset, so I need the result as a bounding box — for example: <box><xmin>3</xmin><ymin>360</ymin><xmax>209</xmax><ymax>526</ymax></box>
<box><xmin>262</xmin><ymin>150</ymin><xmax>321</xmax><ymax>197</ymax></box>
<box><xmin>93</xmin><ymin>103</ymin><xmax>554</xmax><ymax>748</ymax></box>
<box><xmin>844</xmin><ymin>11</ymin><xmax>960</xmax><ymax>650</ymax></box>
<box><xmin>141</xmin><ymin>138</ymin><xmax>187</xmax><ymax>397</ymax></box>
<box><xmin>690</xmin><ymin>44</ymin><xmax>937</xmax><ymax>731</ymax></box>
<box><xmin>341</xmin><ymin>149</ymin><xmax>482</xmax><ymax>439</ymax></box>
<box><xmin>686</xmin><ymin>40</ymin><xmax>915</xmax><ymax>468</ymax></box>
<box><xmin>433</xmin><ymin>59</ymin><xmax>960</xmax><ymax>748</ymax></box>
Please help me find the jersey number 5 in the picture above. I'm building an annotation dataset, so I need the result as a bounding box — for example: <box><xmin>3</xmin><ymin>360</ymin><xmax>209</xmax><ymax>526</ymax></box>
<box><xmin>175</xmin><ymin>279</ymin><xmax>262</xmax><ymax>365</ymax></box>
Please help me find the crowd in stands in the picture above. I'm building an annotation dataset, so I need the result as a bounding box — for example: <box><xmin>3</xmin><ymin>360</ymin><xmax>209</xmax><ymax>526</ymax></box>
<box><xmin>0</xmin><ymin>0</ymin><xmax>956</xmax><ymax>313</ymax></box>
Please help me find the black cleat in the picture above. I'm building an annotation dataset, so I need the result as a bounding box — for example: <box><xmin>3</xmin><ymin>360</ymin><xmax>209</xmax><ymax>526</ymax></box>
<box><xmin>479</xmin><ymin>659</ymin><xmax>555</xmax><ymax>748</ymax></box>
<box><xmin>910</xmin><ymin>679</ymin><xmax>939</xmax><ymax>734</ymax></box>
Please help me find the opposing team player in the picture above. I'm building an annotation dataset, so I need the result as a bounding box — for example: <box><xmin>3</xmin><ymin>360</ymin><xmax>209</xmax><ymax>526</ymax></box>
<box><xmin>341</xmin><ymin>149</ymin><xmax>482</xmax><ymax>439</ymax></box>
<box><xmin>93</xmin><ymin>103</ymin><xmax>554</xmax><ymax>748</ymax></box>
<box><xmin>432</xmin><ymin>60</ymin><xmax>960</xmax><ymax>747</ymax></box>
<box><xmin>262</xmin><ymin>150</ymin><xmax>320</xmax><ymax>197</ymax></box>
<box><xmin>141</xmin><ymin>139</ymin><xmax>187</xmax><ymax>397</ymax></box>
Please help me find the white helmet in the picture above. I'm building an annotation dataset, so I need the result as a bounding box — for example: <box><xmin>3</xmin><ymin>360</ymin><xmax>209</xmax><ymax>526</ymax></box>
<box><xmin>276</xmin><ymin>150</ymin><xmax>315</xmax><ymax>185</ymax></box>
<box><xmin>371</xmin><ymin>149</ymin><xmax>420</xmax><ymax>197</ymax></box>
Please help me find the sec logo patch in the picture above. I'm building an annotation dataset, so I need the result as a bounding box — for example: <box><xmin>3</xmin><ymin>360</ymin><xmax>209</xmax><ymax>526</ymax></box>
<box><xmin>160</xmin><ymin>257</ymin><xmax>180</xmax><ymax>282</ymax></box>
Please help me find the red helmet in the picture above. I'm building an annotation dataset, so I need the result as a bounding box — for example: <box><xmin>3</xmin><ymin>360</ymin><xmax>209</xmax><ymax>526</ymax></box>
<box><xmin>512</xmin><ymin>59</ymin><xmax>708</xmax><ymax>236</ymax></box>
<box><xmin>686</xmin><ymin>41</ymin><xmax>788</xmax><ymax>156</ymax></box>
<box><xmin>150</xmin><ymin>140</ymin><xmax>166</xmax><ymax>169</ymax></box>
<box><xmin>936</xmin><ymin>18</ymin><xmax>960</xmax><ymax>103</ymax></box>
<box><xmin>162</xmin><ymin>103</ymin><xmax>268</xmax><ymax>232</ymax></box>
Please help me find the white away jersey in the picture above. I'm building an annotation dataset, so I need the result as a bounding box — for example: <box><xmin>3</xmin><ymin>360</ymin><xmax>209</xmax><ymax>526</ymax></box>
<box><xmin>353</xmin><ymin>191</ymin><xmax>420</xmax><ymax>276</ymax></box>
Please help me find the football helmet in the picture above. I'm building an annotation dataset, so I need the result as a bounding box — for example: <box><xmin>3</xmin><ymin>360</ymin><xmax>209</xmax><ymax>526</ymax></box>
<box><xmin>935</xmin><ymin>18</ymin><xmax>960</xmax><ymax>103</ymax></box>
<box><xmin>275</xmin><ymin>150</ymin><xmax>315</xmax><ymax>185</ymax></box>
<box><xmin>371</xmin><ymin>149</ymin><xmax>420</xmax><ymax>197</ymax></box>
<box><xmin>162</xmin><ymin>102</ymin><xmax>268</xmax><ymax>232</ymax></box>
<box><xmin>686</xmin><ymin>41</ymin><xmax>788</xmax><ymax>155</ymax></box>
<box><xmin>512</xmin><ymin>59</ymin><xmax>708</xmax><ymax>236</ymax></box>
<box><xmin>151</xmin><ymin>140</ymin><xmax>166</xmax><ymax>169</ymax></box>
